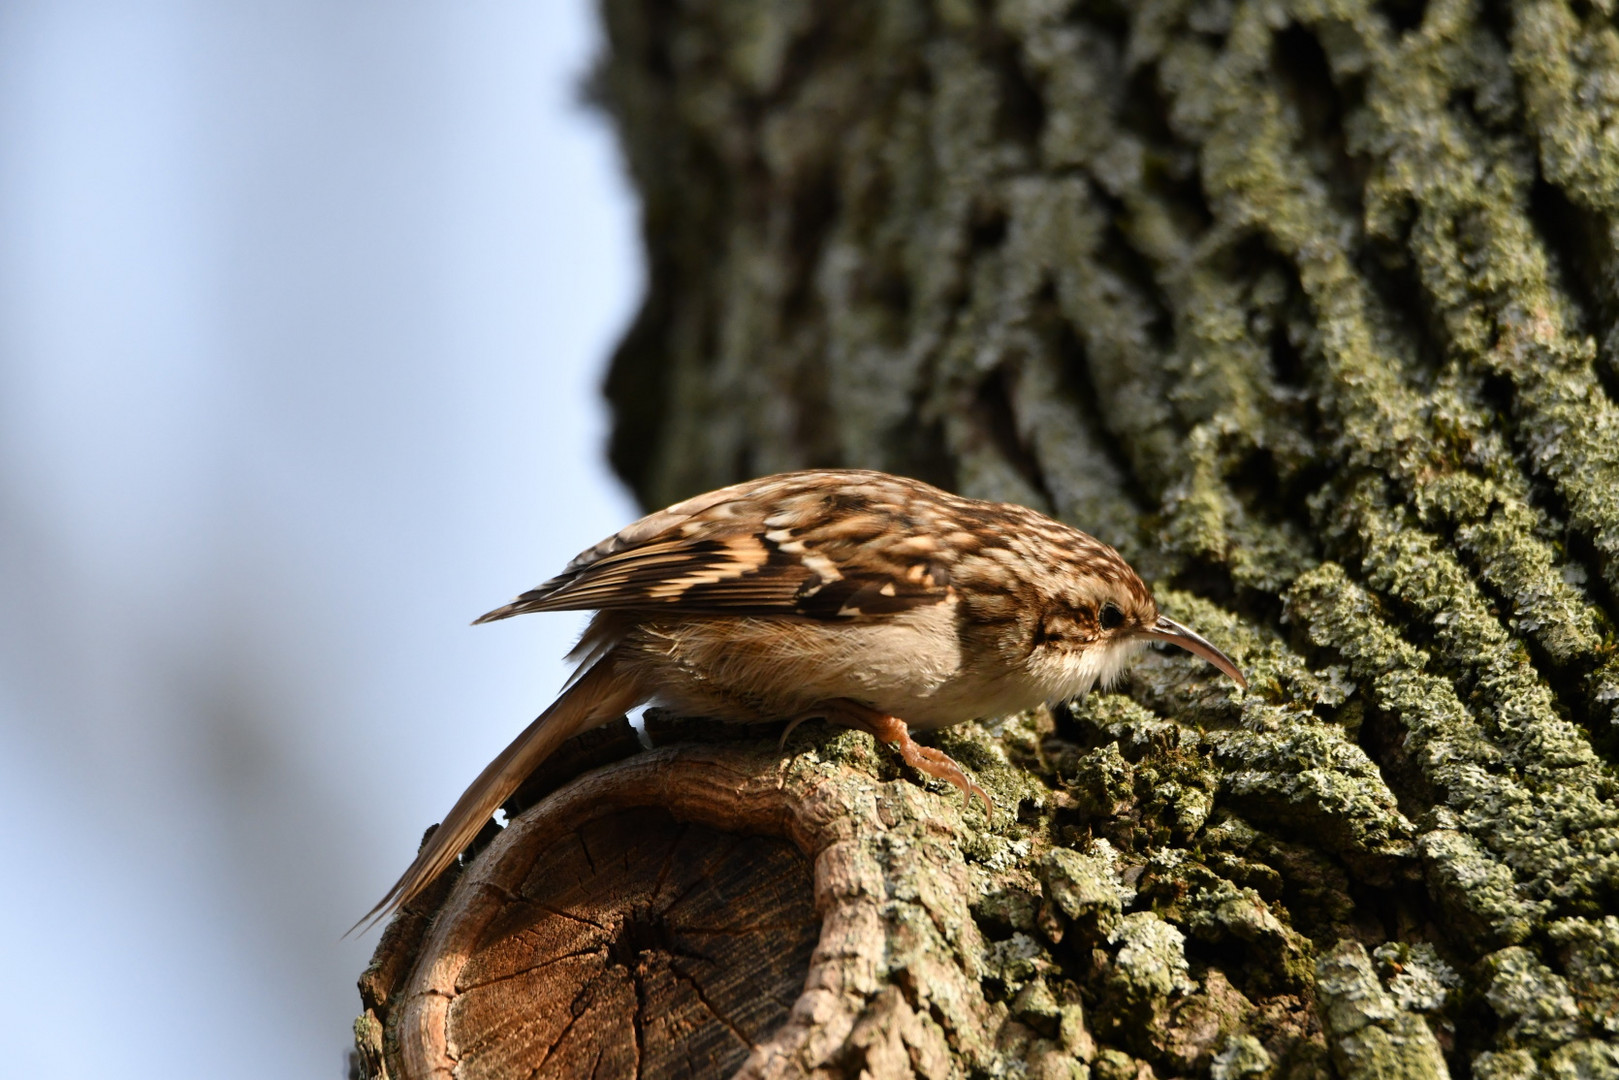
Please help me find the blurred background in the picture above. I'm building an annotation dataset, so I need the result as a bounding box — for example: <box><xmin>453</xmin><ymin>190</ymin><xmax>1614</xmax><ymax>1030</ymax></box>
<box><xmin>0</xmin><ymin>2</ymin><xmax>638</xmax><ymax>1075</ymax></box>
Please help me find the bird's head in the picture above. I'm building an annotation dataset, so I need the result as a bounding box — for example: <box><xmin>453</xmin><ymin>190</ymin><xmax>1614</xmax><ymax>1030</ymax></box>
<box><xmin>1030</xmin><ymin>541</ymin><xmax>1248</xmax><ymax>698</ymax></box>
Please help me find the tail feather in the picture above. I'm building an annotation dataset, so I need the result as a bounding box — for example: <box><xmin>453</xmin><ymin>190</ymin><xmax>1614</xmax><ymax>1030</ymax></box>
<box><xmin>349</xmin><ymin>655</ymin><xmax>640</xmax><ymax>936</ymax></box>
<box><xmin>471</xmin><ymin>582</ymin><xmax>567</xmax><ymax>625</ymax></box>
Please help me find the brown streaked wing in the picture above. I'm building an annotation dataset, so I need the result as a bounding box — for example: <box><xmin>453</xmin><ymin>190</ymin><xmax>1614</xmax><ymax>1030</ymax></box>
<box><xmin>474</xmin><ymin>471</ymin><xmax>961</xmax><ymax>623</ymax></box>
<box><xmin>474</xmin><ymin>533</ymin><xmax>814</xmax><ymax>620</ymax></box>
<box><xmin>767</xmin><ymin>511</ymin><xmax>956</xmax><ymax>618</ymax></box>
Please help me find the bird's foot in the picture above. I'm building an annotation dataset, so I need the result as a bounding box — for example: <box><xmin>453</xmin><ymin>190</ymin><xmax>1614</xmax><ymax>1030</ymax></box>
<box><xmin>797</xmin><ymin>699</ymin><xmax>992</xmax><ymax>818</ymax></box>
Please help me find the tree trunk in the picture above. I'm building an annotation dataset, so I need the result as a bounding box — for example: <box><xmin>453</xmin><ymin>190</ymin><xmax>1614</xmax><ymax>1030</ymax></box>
<box><xmin>357</xmin><ymin>1</ymin><xmax>1619</xmax><ymax>1077</ymax></box>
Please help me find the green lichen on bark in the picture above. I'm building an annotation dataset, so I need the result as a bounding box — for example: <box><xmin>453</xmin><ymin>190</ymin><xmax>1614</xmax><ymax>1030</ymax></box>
<box><xmin>596</xmin><ymin>0</ymin><xmax>1619</xmax><ymax>1074</ymax></box>
<box><xmin>1316</xmin><ymin>941</ymin><xmax>1449</xmax><ymax>1080</ymax></box>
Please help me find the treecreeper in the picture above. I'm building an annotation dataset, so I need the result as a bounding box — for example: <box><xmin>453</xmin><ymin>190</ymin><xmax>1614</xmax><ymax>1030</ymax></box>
<box><xmin>356</xmin><ymin>468</ymin><xmax>1246</xmax><ymax>930</ymax></box>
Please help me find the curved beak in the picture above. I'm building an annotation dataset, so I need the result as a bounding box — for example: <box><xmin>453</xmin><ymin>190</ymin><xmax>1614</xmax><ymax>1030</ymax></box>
<box><xmin>1142</xmin><ymin>615</ymin><xmax>1248</xmax><ymax>690</ymax></box>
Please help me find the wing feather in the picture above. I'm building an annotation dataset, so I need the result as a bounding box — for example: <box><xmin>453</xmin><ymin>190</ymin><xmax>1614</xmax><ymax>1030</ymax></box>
<box><xmin>473</xmin><ymin>471</ymin><xmax>961</xmax><ymax>624</ymax></box>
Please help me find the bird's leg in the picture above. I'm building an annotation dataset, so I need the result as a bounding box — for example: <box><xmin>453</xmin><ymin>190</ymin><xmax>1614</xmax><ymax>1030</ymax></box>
<box><xmin>799</xmin><ymin>699</ymin><xmax>993</xmax><ymax>818</ymax></box>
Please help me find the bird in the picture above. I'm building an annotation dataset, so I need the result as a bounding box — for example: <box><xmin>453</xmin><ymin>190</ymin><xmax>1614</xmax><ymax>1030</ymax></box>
<box><xmin>355</xmin><ymin>468</ymin><xmax>1246</xmax><ymax>932</ymax></box>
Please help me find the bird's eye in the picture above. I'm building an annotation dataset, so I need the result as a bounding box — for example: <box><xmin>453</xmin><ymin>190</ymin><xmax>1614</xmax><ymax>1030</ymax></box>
<box><xmin>1099</xmin><ymin>602</ymin><xmax>1124</xmax><ymax>630</ymax></box>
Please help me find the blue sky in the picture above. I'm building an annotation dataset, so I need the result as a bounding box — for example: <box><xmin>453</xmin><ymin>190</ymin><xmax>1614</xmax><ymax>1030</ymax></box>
<box><xmin>0</xmin><ymin>2</ymin><xmax>639</xmax><ymax>1075</ymax></box>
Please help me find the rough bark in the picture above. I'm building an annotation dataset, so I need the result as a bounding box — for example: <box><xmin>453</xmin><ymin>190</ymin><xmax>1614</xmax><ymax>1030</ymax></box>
<box><xmin>358</xmin><ymin>1</ymin><xmax>1619</xmax><ymax>1077</ymax></box>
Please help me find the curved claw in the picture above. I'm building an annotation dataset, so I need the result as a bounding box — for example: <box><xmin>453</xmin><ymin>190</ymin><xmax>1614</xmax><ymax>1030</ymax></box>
<box><xmin>961</xmin><ymin>778</ymin><xmax>994</xmax><ymax>820</ymax></box>
<box><xmin>896</xmin><ymin>741</ymin><xmax>993</xmax><ymax>820</ymax></box>
<box><xmin>777</xmin><ymin>710</ymin><xmax>822</xmax><ymax>751</ymax></box>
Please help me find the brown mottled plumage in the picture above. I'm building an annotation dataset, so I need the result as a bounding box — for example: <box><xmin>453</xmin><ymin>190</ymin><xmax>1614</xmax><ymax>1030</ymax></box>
<box><xmin>355</xmin><ymin>470</ymin><xmax>1245</xmax><ymax>932</ymax></box>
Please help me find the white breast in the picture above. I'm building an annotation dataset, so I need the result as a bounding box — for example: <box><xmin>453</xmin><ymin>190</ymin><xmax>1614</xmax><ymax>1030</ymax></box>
<box><xmin>1024</xmin><ymin>635</ymin><xmax>1150</xmax><ymax>704</ymax></box>
<box><xmin>625</xmin><ymin>603</ymin><xmax>1149</xmax><ymax>731</ymax></box>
